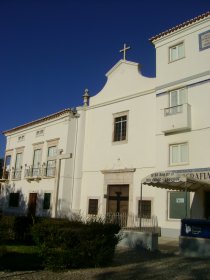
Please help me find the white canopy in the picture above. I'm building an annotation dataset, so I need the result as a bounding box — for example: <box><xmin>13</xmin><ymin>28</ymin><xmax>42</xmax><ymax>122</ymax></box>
<box><xmin>141</xmin><ymin>169</ymin><xmax>210</xmax><ymax>191</ymax></box>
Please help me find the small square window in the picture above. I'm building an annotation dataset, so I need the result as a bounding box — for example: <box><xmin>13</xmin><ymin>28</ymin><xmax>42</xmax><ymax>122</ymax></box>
<box><xmin>169</xmin><ymin>42</ymin><xmax>184</xmax><ymax>62</ymax></box>
<box><xmin>9</xmin><ymin>193</ymin><xmax>20</xmax><ymax>207</ymax></box>
<box><xmin>88</xmin><ymin>199</ymin><xmax>98</xmax><ymax>215</ymax></box>
<box><xmin>43</xmin><ymin>193</ymin><xmax>51</xmax><ymax>210</ymax></box>
<box><xmin>138</xmin><ymin>200</ymin><xmax>151</xmax><ymax>218</ymax></box>
<box><xmin>36</xmin><ymin>129</ymin><xmax>44</xmax><ymax>137</ymax></box>
<box><xmin>18</xmin><ymin>135</ymin><xmax>25</xmax><ymax>142</ymax></box>
<box><xmin>169</xmin><ymin>143</ymin><xmax>188</xmax><ymax>165</ymax></box>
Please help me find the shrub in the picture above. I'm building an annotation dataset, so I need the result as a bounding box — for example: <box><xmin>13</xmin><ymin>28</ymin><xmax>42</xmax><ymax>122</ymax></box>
<box><xmin>0</xmin><ymin>215</ymin><xmax>34</xmax><ymax>244</ymax></box>
<box><xmin>0</xmin><ymin>215</ymin><xmax>16</xmax><ymax>242</ymax></box>
<box><xmin>31</xmin><ymin>217</ymin><xmax>121</xmax><ymax>269</ymax></box>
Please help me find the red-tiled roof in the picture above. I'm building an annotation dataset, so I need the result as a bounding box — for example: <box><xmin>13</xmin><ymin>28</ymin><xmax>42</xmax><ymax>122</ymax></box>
<box><xmin>150</xmin><ymin>11</ymin><xmax>210</xmax><ymax>42</ymax></box>
<box><xmin>3</xmin><ymin>108</ymin><xmax>73</xmax><ymax>135</ymax></box>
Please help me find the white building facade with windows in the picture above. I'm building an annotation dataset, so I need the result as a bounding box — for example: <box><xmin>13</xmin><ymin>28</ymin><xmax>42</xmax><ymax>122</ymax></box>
<box><xmin>76</xmin><ymin>12</ymin><xmax>210</xmax><ymax>237</ymax></box>
<box><xmin>0</xmin><ymin>109</ymin><xmax>84</xmax><ymax>218</ymax></box>
<box><xmin>1</xmin><ymin>12</ymin><xmax>210</xmax><ymax>237</ymax></box>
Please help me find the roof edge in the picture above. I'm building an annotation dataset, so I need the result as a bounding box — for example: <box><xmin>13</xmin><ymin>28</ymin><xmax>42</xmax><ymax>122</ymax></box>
<box><xmin>149</xmin><ymin>11</ymin><xmax>210</xmax><ymax>43</ymax></box>
<box><xmin>3</xmin><ymin>108</ymin><xmax>74</xmax><ymax>135</ymax></box>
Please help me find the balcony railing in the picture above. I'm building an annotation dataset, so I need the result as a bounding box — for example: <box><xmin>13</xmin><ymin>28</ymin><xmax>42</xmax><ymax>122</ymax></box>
<box><xmin>24</xmin><ymin>166</ymin><xmax>56</xmax><ymax>180</ymax></box>
<box><xmin>43</xmin><ymin>167</ymin><xmax>56</xmax><ymax>177</ymax></box>
<box><xmin>11</xmin><ymin>169</ymin><xmax>22</xmax><ymax>180</ymax></box>
<box><xmin>161</xmin><ymin>103</ymin><xmax>191</xmax><ymax>134</ymax></box>
<box><xmin>164</xmin><ymin>104</ymin><xmax>183</xmax><ymax>116</ymax></box>
<box><xmin>24</xmin><ymin>167</ymin><xmax>42</xmax><ymax>179</ymax></box>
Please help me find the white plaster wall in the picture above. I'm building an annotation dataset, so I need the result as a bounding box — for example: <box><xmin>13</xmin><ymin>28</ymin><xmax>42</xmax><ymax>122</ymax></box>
<box><xmin>154</xmin><ymin>19</ymin><xmax>210</xmax><ymax>86</ymax></box>
<box><xmin>90</xmin><ymin>60</ymin><xmax>156</xmax><ymax>106</ymax></box>
<box><xmin>80</xmin><ymin>60</ymin><xmax>157</xmax><ymax>215</ymax></box>
<box><xmin>3</xmin><ymin>113</ymin><xmax>77</xmax><ymax>216</ymax></box>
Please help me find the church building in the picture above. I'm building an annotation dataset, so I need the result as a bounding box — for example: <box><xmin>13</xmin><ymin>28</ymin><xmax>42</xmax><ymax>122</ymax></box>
<box><xmin>76</xmin><ymin>11</ymin><xmax>210</xmax><ymax>237</ymax></box>
<box><xmin>1</xmin><ymin>11</ymin><xmax>210</xmax><ymax>237</ymax></box>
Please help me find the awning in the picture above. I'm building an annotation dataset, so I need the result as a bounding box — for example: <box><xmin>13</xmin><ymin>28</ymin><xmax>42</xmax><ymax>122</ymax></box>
<box><xmin>141</xmin><ymin>168</ymin><xmax>210</xmax><ymax>191</ymax></box>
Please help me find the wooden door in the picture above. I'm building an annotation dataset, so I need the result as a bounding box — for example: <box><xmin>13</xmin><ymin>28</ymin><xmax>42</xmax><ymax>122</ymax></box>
<box><xmin>28</xmin><ymin>193</ymin><xmax>37</xmax><ymax>217</ymax></box>
<box><xmin>107</xmin><ymin>185</ymin><xmax>129</xmax><ymax>214</ymax></box>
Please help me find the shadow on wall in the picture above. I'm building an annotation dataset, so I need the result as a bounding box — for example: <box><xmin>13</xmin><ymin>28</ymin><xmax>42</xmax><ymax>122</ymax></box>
<box><xmin>0</xmin><ymin>184</ymin><xmax>27</xmax><ymax>216</ymax></box>
<box><xmin>0</xmin><ymin>186</ymin><xmax>77</xmax><ymax>219</ymax></box>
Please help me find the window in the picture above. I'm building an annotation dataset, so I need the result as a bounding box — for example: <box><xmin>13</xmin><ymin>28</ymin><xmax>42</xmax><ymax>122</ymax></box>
<box><xmin>32</xmin><ymin>149</ymin><xmax>42</xmax><ymax>176</ymax></box>
<box><xmin>88</xmin><ymin>199</ymin><xmax>98</xmax><ymax>215</ymax></box>
<box><xmin>138</xmin><ymin>200</ymin><xmax>151</xmax><ymax>218</ymax></box>
<box><xmin>169</xmin><ymin>42</ymin><xmax>184</xmax><ymax>62</ymax></box>
<box><xmin>18</xmin><ymin>135</ymin><xmax>25</xmax><ymax>142</ymax></box>
<box><xmin>36</xmin><ymin>129</ymin><xmax>44</xmax><ymax>137</ymax></box>
<box><xmin>43</xmin><ymin>193</ymin><xmax>51</xmax><ymax>210</ymax></box>
<box><xmin>165</xmin><ymin>88</ymin><xmax>187</xmax><ymax>115</ymax></box>
<box><xmin>15</xmin><ymin>153</ymin><xmax>22</xmax><ymax>170</ymax></box>
<box><xmin>46</xmin><ymin>146</ymin><xmax>57</xmax><ymax>177</ymax></box>
<box><xmin>5</xmin><ymin>155</ymin><xmax>11</xmax><ymax>171</ymax></box>
<box><xmin>13</xmin><ymin>153</ymin><xmax>23</xmax><ymax>179</ymax></box>
<box><xmin>169</xmin><ymin>143</ymin><xmax>188</xmax><ymax>165</ymax></box>
<box><xmin>9</xmin><ymin>193</ymin><xmax>20</xmax><ymax>207</ymax></box>
<box><xmin>113</xmin><ymin>112</ymin><xmax>128</xmax><ymax>142</ymax></box>
<box><xmin>168</xmin><ymin>191</ymin><xmax>190</xmax><ymax>219</ymax></box>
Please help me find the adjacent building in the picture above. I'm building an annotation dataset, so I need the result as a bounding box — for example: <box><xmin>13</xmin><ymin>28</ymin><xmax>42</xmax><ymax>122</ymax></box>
<box><xmin>0</xmin><ymin>109</ymin><xmax>82</xmax><ymax>218</ymax></box>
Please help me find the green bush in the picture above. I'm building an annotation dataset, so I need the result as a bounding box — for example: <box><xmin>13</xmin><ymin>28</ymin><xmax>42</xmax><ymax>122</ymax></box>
<box><xmin>31</xmin><ymin>218</ymin><xmax>120</xmax><ymax>269</ymax></box>
<box><xmin>0</xmin><ymin>215</ymin><xmax>34</xmax><ymax>243</ymax></box>
<box><xmin>0</xmin><ymin>216</ymin><xmax>16</xmax><ymax>242</ymax></box>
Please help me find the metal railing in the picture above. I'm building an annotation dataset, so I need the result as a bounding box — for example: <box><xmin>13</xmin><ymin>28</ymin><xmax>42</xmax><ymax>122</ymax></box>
<box><xmin>24</xmin><ymin>166</ymin><xmax>56</xmax><ymax>179</ymax></box>
<box><xmin>24</xmin><ymin>167</ymin><xmax>42</xmax><ymax>178</ymax></box>
<box><xmin>11</xmin><ymin>169</ymin><xmax>22</xmax><ymax>180</ymax></box>
<box><xmin>164</xmin><ymin>104</ymin><xmax>183</xmax><ymax>116</ymax></box>
<box><xmin>43</xmin><ymin>167</ymin><xmax>56</xmax><ymax>177</ymax></box>
<box><xmin>105</xmin><ymin>212</ymin><xmax>159</xmax><ymax>233</ymax></box>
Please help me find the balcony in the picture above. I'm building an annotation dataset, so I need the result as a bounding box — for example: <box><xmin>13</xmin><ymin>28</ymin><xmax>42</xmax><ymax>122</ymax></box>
<box><xmin>11</xmin><ymin>169</ymin><xmax>22</xmax><ymax>180</ymax></box>
<box><xmin>24</xmin><ymin>166</ymin><xmax>56</xmax><ymax>181</ymax></box>
<box><xmin>24</xmin><ymin>167</ymin><xmax>42</xmax><ymax>181</ymax></box>
<box><xmin>161</xmin><ymin>103</ymin><xmax>191</xmax><ymax>134</ymax></box>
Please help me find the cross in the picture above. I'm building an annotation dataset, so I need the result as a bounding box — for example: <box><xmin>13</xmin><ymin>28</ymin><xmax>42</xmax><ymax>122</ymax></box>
<box><xmin>120</xmin><ymin>43</ymin><xmax>131</xmax><ymax>60</ymax></box>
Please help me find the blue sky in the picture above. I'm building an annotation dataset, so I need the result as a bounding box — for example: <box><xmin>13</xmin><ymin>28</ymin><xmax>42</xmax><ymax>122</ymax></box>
<box><xmin>0</xmin><ymin>0</ymin><xmax>209</xmax><ymax>157</ymax></box>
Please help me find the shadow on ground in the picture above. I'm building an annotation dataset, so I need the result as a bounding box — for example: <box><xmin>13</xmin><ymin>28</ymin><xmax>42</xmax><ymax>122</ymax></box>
<box><xmin>93</xmin><ymin>247</ymin><xmax>210</xmax><ymax>280</ymax></box>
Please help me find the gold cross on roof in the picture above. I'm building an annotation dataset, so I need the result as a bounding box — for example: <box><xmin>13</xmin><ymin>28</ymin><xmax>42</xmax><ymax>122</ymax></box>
<box><xmin>120</xmin><ymin>43</ymin><xmax>131</xmax><ymax>61</ymax></box>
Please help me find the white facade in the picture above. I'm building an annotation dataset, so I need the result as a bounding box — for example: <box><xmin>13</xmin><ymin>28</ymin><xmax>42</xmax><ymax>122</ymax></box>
<box><xmin>77</xmin><ymin>12</ymin><xmax>210</xmax><ymax>237</ymax></box>
<box><xmin>0</xmin><ymin>109</ymin><xmax>81</xmax><ymax>218</ymax></box>
<box><xmin>1</xmin><ymin>12</ymin><xmax>210</xmax><ymax>237</ymax></box>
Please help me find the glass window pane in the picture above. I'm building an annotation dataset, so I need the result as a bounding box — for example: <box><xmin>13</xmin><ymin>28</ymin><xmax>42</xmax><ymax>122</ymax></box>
<box><xmin>15</xmin><ymin>153</ymin><xmax>22</xmax><ymax>170</ymax></box>
<box><xmin>5</xmin><ymin>155</ymin><xmax>11</xmax><ymax>171</ymax></box>
<box><xmin>170</xmin><ymin>91</ymin><xmax>178</xmax><ymax>107</ymax></box>
<box><xmin>48</xmin><ymin>146</ymin><xmax>57</xmax><ymax>157</ymax></box>
<box><xmin>114</xmin><ymin>115</ymin><xmax>127</xmax><ymax>142</ymax></box>
<box><xmin>180</xmin><ymin>144</ymin><xmax>188</xmax><ymax>163</ymax></box>
<box><xmin>178</xmin><ymin>43</ymin><xmax>184</xmax><ymax>58</ymax></box>
<box><xmin>171</xmin><ymin>145</ymin><xmax>179</xmax><ymax>164</ymax></box>
<box><xmin>170</xmin><ymin>46</ymin><xmax>177</xmax><ymax>61</ymax></box>
<box><xmin>179</xmin><ymin>88</ymin><xmax>187</xmax><ymax>104</ymax></box>
<box><xmin>33</xmin><ymin>149</ymin><xmax>41</xmax><ymax>167</ymax></box>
